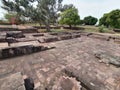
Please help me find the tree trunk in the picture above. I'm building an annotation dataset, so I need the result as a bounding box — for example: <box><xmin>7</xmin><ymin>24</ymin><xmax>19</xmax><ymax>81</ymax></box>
<box><xmin>45</xmin><ymin>22</ymin><xmax>51</xmax><ymax>32</ymax></box>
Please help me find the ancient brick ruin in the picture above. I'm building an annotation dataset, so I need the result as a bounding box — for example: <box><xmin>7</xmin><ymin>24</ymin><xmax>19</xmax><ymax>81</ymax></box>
<box><xmin>0</xmin><ymin>27</ymin><xmax>120</xmax><ymax>90</ymax></box>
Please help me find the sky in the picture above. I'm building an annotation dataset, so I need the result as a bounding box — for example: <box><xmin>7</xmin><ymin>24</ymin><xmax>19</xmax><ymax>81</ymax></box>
<box><xmin>0</xmin><ymin>0</ymin><xmax>120</xmax><ymax>19</ymax></box>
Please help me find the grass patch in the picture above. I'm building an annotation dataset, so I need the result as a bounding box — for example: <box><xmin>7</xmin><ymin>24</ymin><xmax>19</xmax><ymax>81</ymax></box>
<box><xmin>78</xmin><ymin>25</ymin><xmax>100</xmax><ymax>33</ymax></box>
<box><xmin>38</xmin><ymin>29</ymin><xmax>78</xmax><ymax>33</ymax></box>
<box><xmin>99</xmin><ymin>26</ymin><xmax>114</xmax><ymax>33</ymax></box>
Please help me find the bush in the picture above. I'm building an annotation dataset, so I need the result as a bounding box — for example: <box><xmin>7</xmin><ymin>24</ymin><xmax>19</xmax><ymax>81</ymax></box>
<box><xmin>99</xmin><ymin>26</ymin><xmax>114</xmax><ymax>33</ymax></box>
<box><xmin>99</xmin><ymin>26</ymin><xmax>105</xmax><ymax>33</ymax></box>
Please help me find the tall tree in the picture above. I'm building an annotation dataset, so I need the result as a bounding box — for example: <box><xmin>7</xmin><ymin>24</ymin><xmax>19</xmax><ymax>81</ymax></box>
<box><xmin>2</xmin><ymin>0</ymin><xmax>32</xmax><ymax>23</ymax></box>
<box><xmin>2</xmin><ymin>0</ymin><xmax>63</xmax><ymax>32</ymax></box>
<box><xmin>59</xmin><ymin>7</ymin><xmax>80</xmax><ymax>29</ymax></box>
<box><xmin>99</xmin><ymin>13</ymin><xmax>109</xmax><ymax>27</ymax></box>
<box><xmin>83</xmin><ymin>16</ymin><xmax>98</xmax><ymax>25</ymax></box>
<box><xmin>36</xmin><ymin>0</ymin><xmax>63</xmax><ymax>31</ymax></box>
<box><xmin>99</xmin><ymin>9</ymin><xmax>120</xmax><ymax>28</ymax></box>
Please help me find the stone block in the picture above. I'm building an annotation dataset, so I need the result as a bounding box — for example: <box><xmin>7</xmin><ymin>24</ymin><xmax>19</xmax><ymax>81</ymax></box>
<box><xmin>6</xmin><ymin>31</ymin><xmax>24</xmax><ymax>38</ymax></box>
<box><xmin>72</xmin><ymin>34</ymin><xmax>81</xmax><ymax>38</ymax></box>
<box><xmin>33</xmin><ymin>33</ymin><xmax>44</xmax><ymax>37</ymax></box>
<box><xmin>89</xmin><ymin>34</ymin><xmax>110</xmax><ymax>41</ymax></box>
<box><xmin>0</xmin><ymin>41</ymin><xmax>50</xmax><ymax>59</ymax></box>
<box><xmin>15</xmin><ymin>38</ymin><xmax>36</xmax><ymax>42</ymax></box>
<box><xmin>0</xmin><ymin>32</ymin><xmax>6</xmax><ymax>36</ymax></box>
<box><xmin>95</xmin><ymin>51</ymin><xmax>120</xmax><ymax>67</ymax></box>
<box><xmin>0</xmin><ymin>45</ymin><xmax>42</xmax><ymax>59</ymax></box>
<box><xmin>44</xmin><ymin>36</ymin><xmax>59</xmax><ymax>42</ymax></box>
<box><xmin>24</xmin><ymin>77</ymin><xmax>34</xmax><ymax>90</ymax></box>
<box><xmin>59</xmin><ymin>35</ymin><xmax>72</xmax><ymax>40</ymax></box>
<box><xmin>6</xmin><ymin>37</ymin><xmax>17</xmax><ymax>43</ymax></box>
<box><xmin>0</xmin><ymin>36</ymin><xmax>6</xmax><ymax>42</ymax></box>
<box><xmin>0</xmin><ymin>43</ymin><xmax>9</xmax><ymax>49</ymax></box>
<box><xmin>10</xmin><ymin>41</ymin><xmax>40</xmax><ymax>47</ymax></box>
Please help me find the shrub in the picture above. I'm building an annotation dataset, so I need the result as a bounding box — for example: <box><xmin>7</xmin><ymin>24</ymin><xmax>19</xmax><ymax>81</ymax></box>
<box><xmin>99</xmin><ymin>26</ymin><xmax>114</xmax><ymax>33</ymax></box>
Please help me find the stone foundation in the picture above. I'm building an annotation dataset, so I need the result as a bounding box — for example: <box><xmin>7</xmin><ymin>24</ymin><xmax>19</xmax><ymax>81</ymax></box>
<box><xmin>0</xmin><ymin>30</ymin><xmax>120</xmax><ymax>90</ymax></box>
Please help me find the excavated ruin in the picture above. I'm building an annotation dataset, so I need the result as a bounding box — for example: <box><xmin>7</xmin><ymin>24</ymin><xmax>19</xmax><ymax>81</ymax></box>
<box><xmin>0</xmin><ymin>27</ymin><xmax>120</xmax><ymax>90</ymax></box>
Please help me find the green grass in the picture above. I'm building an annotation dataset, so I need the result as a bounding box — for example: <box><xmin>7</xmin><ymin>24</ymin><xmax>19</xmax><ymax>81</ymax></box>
<box><xmin>38</xmin><ymin>29</ymin><xmax>77</xmax><ymax>33</ymax></box>
<box><xmin>51</xmin><ymin>29</ymin><xmax>74</xmax><ymax>33</ymax></box>
<box><xmin>78</xmin><ymin>25</ymin><xmax>116</xmax><ymax>34</ymax></box>
<box><xmin>79</xmin><ymin>25</ymin><xmax>100</xmax><ymax>33</ymax></box>
<box><xmin>24</xmin><ymin>23</ymin><xmax>120</xmax><ymax>35</ymax></box>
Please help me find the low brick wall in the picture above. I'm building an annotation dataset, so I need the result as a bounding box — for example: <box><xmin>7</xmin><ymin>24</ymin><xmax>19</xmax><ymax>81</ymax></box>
<box><xmin>0</xmin><ymin>27</ymin><xmax>38</xmax><ymax>33</ymax></box>
<box><xmin>113</xmin><ymin>29</ymin><xmax>120</xmax><ymax>32</ymax></box>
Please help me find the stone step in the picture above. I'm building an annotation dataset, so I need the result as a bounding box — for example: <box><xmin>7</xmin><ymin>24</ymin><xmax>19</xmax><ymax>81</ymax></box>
<box><xmin>0</xmin><ymin>41</ymin><xmax>49</xmax><ymax>59</ymax></box>
<box><xmin>0</xmin><ymin>45</ymin><xmax>42</xmax><ymax>59</ymax></box>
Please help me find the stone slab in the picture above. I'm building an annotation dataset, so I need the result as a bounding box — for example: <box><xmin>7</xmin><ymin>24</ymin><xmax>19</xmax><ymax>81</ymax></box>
<box><xmin>44</xmin><ymin>36</ymin><xmax>59</xmax><ymax>42</ymax></box>
<box><xmin>0</xmin><ymin>43</ymin><xmax>9</xmax><ymax>49</ymax></box>
<box><xmin>89</xmin><ymin>34</ymin><xmax>110</xmax><ymax>41</ymax></box>
<box><xmin>15</xmin><ymin>38</ymin><xmax>37</xmax><ymax>42</ymax></box>
<box><xmin>6</xmin><ymin>31</ymin><xmax>24</xmax><ymax>38</ymax></box>
<box><xmin>0</xmin><ymin>36</ymin><xmax>6</xmax><ymax>42</ymax></box>
<box><xmin>59</xmin><ymin>35</ymin><xmax>72</xmax><ymax>40</ymax></box>
<box><xmin>10</xmin><ymin>41</ymin><xmax>40</xmax><ymax>47</ymax></box>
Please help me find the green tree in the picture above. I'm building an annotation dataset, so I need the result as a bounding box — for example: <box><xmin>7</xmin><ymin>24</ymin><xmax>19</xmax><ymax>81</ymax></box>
<box><xmin>1</xmin><ymin>0</ymin><xmax>30</xmax><ymax>24</ymax></box>
<box><xmin>83</xmin><ymin>16</ymin><xmax>98</xmax><ymax>25</ymax></box>
<box><xmin>2</xmin><ymin>0</ymin><xmax>63</xmax><ymax>32</ymax></box>
<box><xmin>59</xmin><ymin>7</ymin><xmax>80</xmax><ymax>29</ymax></box>
<box><xmin>99</xmin><ymin>13</ymin><xmax>109</xmax><ymax>27</ymax></box>
<box><xmin>99</xmin><ymin>9</ymin><xmax>120</xmax><ymax>28</ymax></box>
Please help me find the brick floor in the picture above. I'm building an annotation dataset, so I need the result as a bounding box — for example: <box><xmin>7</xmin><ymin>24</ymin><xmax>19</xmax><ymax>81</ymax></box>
<box><xmin>0</xmin><ymin>36</ymin><xmax>120</xmax><ymax>90</ymax></box>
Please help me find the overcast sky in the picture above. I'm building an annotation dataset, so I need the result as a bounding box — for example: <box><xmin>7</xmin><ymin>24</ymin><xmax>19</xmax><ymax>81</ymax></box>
<box><xmin>0</xmin><ymin>0</ymin><xmax>120</xmax><ymax>19</ymax></box>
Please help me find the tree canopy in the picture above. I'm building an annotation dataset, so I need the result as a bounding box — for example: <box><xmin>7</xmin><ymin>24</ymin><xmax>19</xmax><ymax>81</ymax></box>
<box><xmin>83</xmin><ymin>16</ymin><xmax>98</xmax><ymax>25</ymax></box>
<box><xmin>60</xmin><ymin>4</ymin><xmax>74</xmax><ymax>12</ymax></box>
<box><xmin>99</xmin><ymin>9</ymin><xmax>120</xmax><ymax>28</ymax></box>
<box><xmin>2</xmin><ymin>0</ymin><xmax>32</xmax><ymax>24</ymax></box>
<box><xmin>59</xmin><ymin>7</ymin><xmax>80</xmax><ymax>28</ymax></box>
<box><xmin>99</xmin><ymin>13</ymin><xmax>110</xmax><ymax>28</ymax></box>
